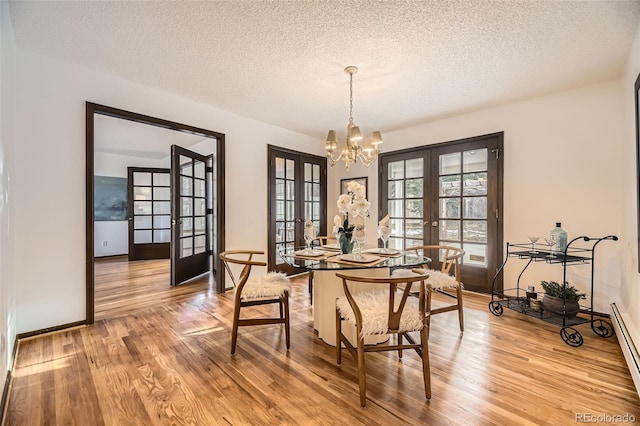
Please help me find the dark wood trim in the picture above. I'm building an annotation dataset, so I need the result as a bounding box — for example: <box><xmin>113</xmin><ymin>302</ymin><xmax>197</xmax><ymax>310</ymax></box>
<box><xmin>16</xmin><ymin>320</ymin><xmax>86</xmax><ymax>340</ymax></box>
<box><xmin>86</xmin><ymin>102</ymin><xmax>226</xmax><ymax>322</ymax></box>
<box><xmin>215</xmin><ymin>136</ymin><xmax>226</xmax><ymax>292</ymax></box>
<box><xmin>94</xmin><ymin>254</ymin><xmax>128</xmax><ymax>261</ymax></box>
<box><xmin>635</xmin><ymin>72</ymin><xmax>640</xmax><ymax>273</ymax></box>
<box><xmin>1</xmin><ymin>370</ymin><xmax>10</xmax><ymax>422</ymax></box>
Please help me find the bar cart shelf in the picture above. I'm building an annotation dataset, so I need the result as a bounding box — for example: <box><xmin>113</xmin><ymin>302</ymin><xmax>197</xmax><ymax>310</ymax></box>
<box><xmin>488</xmin><ymin>235</ymin><xmax>618</xmax><ymax>347</ymax></box>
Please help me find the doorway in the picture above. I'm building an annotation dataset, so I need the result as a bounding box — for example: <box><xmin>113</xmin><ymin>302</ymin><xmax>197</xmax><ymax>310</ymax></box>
<box><xmin>86</xmin><ymin>102</ymin><xmax>226</xmax><ymax>324</ymax></box>
<box><xmin>379</xmin><ymin>132</ymin><xmax>503</xmax><ymax>293</ymax></box>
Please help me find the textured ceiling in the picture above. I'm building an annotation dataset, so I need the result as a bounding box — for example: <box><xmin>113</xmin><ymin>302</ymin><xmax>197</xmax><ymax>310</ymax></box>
<box><xmin>8</xmin><ymin>1</ymin><xmax>640</xmax><ymax>141</ymax></box>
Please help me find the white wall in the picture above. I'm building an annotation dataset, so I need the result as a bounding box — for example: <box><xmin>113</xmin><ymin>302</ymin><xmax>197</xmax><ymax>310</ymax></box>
<box><xmin>620</xmin><ymin>22</ymin><xmax>640</xmax><ymax>345</ymax></box>
<box><xmin>0</xmin><ymin>0</ymin><xmax>17</xmax><ymax>376</ymax></box>
<box><xmin>14</xmin><ymin>49</ymin><xmax>322</xmax><ymax>333</ymax></box>
<box><xmin>94</xmin><ymin>151</ymin><xmax>163</xmax><ymax>257</ymax></box>
<box><xmin>330</xmin><ymin>80</ymin><xmax>624</xmax><ymax>314</ymax></box>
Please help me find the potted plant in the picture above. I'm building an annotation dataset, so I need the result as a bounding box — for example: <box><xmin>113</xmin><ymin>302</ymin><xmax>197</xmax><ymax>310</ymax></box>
<box><xmin>540</xmin><ymin>280</ymin><xmax>586</xmax><ymax>318</ymax></box>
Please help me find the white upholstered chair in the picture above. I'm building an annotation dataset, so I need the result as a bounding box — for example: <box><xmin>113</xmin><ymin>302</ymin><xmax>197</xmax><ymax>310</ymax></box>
<box><xmin>219</xmin><ymin>250</ymin><xmax>291</xmax><ymax>355</ymax></box>
<box><xmin>334</xmin><ymin>269</ymin><xmax>431</xmax><ymax>407</ymax></box>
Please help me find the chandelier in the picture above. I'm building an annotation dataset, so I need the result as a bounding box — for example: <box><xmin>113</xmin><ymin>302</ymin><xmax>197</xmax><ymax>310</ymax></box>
<box><xmin>325</xmin><ymin>66</ymin><xmax>383</xmax><ymax>170</ymax></box>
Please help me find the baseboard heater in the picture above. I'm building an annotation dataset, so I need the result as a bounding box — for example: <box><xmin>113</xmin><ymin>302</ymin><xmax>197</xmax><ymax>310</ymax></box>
<box><xmin>611</xmin><ymin>303</ymin><xmax>640</xmax><ymax>396</ymax></box>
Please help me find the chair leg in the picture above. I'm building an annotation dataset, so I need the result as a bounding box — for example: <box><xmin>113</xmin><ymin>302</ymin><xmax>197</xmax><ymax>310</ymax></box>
<box><xmin>231</xmin><ymin>301</ymin><xmax>241</xmax><ymax>355</ymax></box>
<box><xmin>279</xmin><ymin>299</ymin><xmax>283</xmax><ymax>319</ymax></box>
<box><xmin>426</xmin><ymin>289</ymin><xmax>433</xmax><ymax>339</ymax></box>
<box><xmin>357</xmin><ymin>336</ymin><xmax>367</xmax><ymax>407</ymax></box>
<box><xmin>308</xmin><ymin>271</ymin><xmax>313</xmax><ymax>305</ymax></box>
<box><xmin>420</xmin><ymin>326</ymin><xmax>431</xmax><ymax>400</ymax></box>
<box><xmin>283</xmin><ymin>293</ymin><xmax>290</xmax><ymax>350</ymax></box>
<box><xmin>335</xmin><ymin>308</ymin><xmax>342</xmax><ymax>365</ymax></box>
<box><xmin>456</xmin><ymin>285</ymin><xmax>464</xmax><ymax>332</ymax></box>
<box><xmin>398</xmin><ymin>333</ymin><xmax>403</xmax><ymax>359</ymax></box>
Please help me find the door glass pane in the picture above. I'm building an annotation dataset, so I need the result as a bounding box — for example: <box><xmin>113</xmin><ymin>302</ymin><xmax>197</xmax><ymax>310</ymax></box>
<box><xmin>406</xmin><ymin>219</ymin><xmax>423</xmax><ymax>239</ymax></box>
<box><xmin>405</xmin><ymin>200</ymin><xmax>423</xmax><ymax>218</ymax></box>
<box><xmin>154</xmin><ymin>173</ymin><xmax>170</xmax><ymax>186</ymax></box>
<box><xmin>181</xmin><ymin>218</ymin><xmax>193</xmax><ymax>237</ymax></box>
<box><xmin>305</xmin><ymin>163</ymin><xmax>312</xmax><ymax>181</ymax></box>
<box><xmin>134</xmin><ymin>187</ymin><xmax>151</xmax><ymax>200</ymax></box>
<box><xmin>194</xmin><ymin>199</ymin><xmax>206</xmax><ymax>215</ymax></box>
<box><xmin>463</xmin><ymin>173</ymin><xmax>487</xmax><ymax>196</ymax></box>
<box><xmin>440</xmin><ymin>220</ymin><xmax>460</xmax><ymax>241</ymax></box>
<box><xmin>134</xmin><ymin>216</ymin><xmax>152</xmax><ymax>229</ymax></box>
<box><xmin>388</xmin><ymin>237</ymin><xmax>403</xmax><ymax>250</ymax></box>
<box><xmin>286</xmin><ymin>181</ymin><xmax>295</xmax><ymax>200</ymax></box>
<box><xmin>153</xmin><ymin>187</ymin><xmax>170</xmax><ymax>200</ymax></box>
<box><xmin>439</xmin><ymin>152</ymin><xmax>461</xmax><ymax>175</ymax></box>
<box><xmin>405</xmin><ymin>178</ymin><xmax>423</xmax><ymax>198</ymax></box>
<box><xmin>389</xmin><ymin>200</ymin><xmax>404</xmax><ymax>217</ymax></box>
<box><xmin>276</xmin><ymin>201</ymin><xmax>285</xmax><ymax>220</ymax></box>
<box><xmin>439</xmin><ymin>198</ymin><xmax>460</xmax><ymax>218</ymax></box>
<box><xmin>276</xmin><ymin>222</ymin><xmax>285</xmax><ymax>243</ymax></box>
<box><xmin>286</xmin><ymin>201</ymin><xmax>295</xmax><ymax>220</ymax></box>
<box><xmin>194</xmin><ymin>217</ymin><xmax>206</xmax><ymax>233</ymax></box>
<box><xmin>463</xmin><ymin>197</ymin><xmax>487</xmax><ymax>219</ymax></box>
<box><xmin>180</xmin><ymin>237</ymin><xmax>193</xmax><ymax>258</ymax></box>
<box><xmin>194</xmin><ymin>161</ymin><xmax>205</xmax><ymax>179</ymax></box>
<box><xmin>312</xmin><ymin>183</ymin><xmax>320</xmax><ymax>201</ymax></box>
<box><xmin>313</xmin><ymin>164</ymin><xmax>320</xmax><ymax>182</ymax></box>
<box><xmin>133</xmin><ymin>172</ymin><xmax>151</xmax><ymax>186</ymax></box>
<box><xmin>406</xmin><ymin>158</ymin><xmax>423</xmax><ymax>178</ymax></box>
<box><xmin>389</xmin><ymin>181</ymin><xmax>403</xmax><ymax>198</ymax></box>
<box><xmin>154</xmin><ymin>215</ymin><xmax>170</xmax><ymax>229</ymax></box>
<box><xmin>463</xmin><ymin>220</ymin><xmax>487</xmax><ymax>243</ymax></box>
<box><xmin>134</xmin><ymin>230</ymin><xmax>152</xmax><ymax>244</ymax></box>
<box><xmin>463</xmin><ymin>149</ymin><xmax>488</xmax><ymax>173</ymax></box>
<box><xmin>389</xmin><ymin>218</ymin><xmax>403</xmax><ymax>238</ymax></box>
<box><xmin>154</xmin><ymin>229</ymin><xmax>170</xmax><ymax>243</ymax></box>
<box><xmin>194</xmin><ymin>235</ymin><xmax>206</xmax><ymax>254</ymax></box>
<box><xmin>181</xmin><ymin>197</ymin><xmax>192</xmax><ymax>216</ymax></box>
<box><xmin>440</xmin><ymin>176</ymin><xmax>461</xmax><ymax>196</ymax></box>
<box><xmin>285</xmin><ymin>222</ymin><xmax>295</xmax><ymax>241</ymax></box>
<box><xmin>134</xmin><ymin>201</ymin><xmax>152</xmax><ymax>215</ymax></box>
<box><xmin>154</xmin><ymin>201</ymin><xmax>170</xmax><ymax>215</ymax></box>
<box><xmin>194</xmin><ymin>180</ymin><xmax>205</xmax><ymax>197</ymax></box>
<box><xmin>180</xmin><ymin>156</ymin><xmax>192</xmax><ymax>176</ymax></box>
<box><xmin>181</xmin><ymin>176</ymin><xmax>192</xmax><ymax>196</ymax></box>
<box><xmin>275</xmin><ymin>157</ymin><xmax>285</xmax><ymax>178</ymax></box>
<box><xmin>276</xmin><ymin>180</ymin><xmax>285</xmax><ymax>199</ymax></box>
<box><xmin>389</xmin><ymin>161</ymin><xmax>404</xmax><ymax>179</ymax></box>
<box><xmin>463</xmin><ymin>243</ymin><xmax>487</xmax><ymax>266</ymax></box>
<box><xmin>286</xmin><ymin>159</ymin><xmax>294</xmax><ymax>178</ymax></box>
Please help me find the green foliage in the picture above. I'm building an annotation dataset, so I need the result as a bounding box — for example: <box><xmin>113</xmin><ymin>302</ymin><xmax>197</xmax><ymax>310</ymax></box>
<box><xmin>540</xmin><ymin>280</ymin><xmax>586</xmax><ymax>301</ymax></box>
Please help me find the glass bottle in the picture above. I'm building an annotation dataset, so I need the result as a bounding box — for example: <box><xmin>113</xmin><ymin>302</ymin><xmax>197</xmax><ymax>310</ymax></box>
<box><xmin>550</xmin><ymin>222</ymin><xmax>568</xmax><ymax>253</ymax></box>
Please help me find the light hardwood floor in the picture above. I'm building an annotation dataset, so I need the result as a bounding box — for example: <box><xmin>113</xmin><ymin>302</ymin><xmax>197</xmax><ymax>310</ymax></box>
<box><xmin>4</xmin><ymin>259</ymin><xmax>640</xmax><ymax>425</ymax></box>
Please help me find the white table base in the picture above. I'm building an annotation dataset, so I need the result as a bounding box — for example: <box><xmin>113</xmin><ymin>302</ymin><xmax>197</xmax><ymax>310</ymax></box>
<box><xmin>312</xmin><ymin>267</ymin><xmax>390</xmax><ymax>347</ymax></box>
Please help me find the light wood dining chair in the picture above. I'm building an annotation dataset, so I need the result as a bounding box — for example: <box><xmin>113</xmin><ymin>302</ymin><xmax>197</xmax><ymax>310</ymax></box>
<box><xmin>335</xmin><ymin>269</ymin><xmax>431</xmax><ymax>407</ymax></box>
<box><xmin>307</xmin><ymin>235</ymin><xmax>337</xmax><ymax>304</ymax></box>
<box><xmin>393</xmin><ymin>245</ymin><xmax>465</xmax><ymax>332</ymax></box>
<box><xmin>219</xmin><ymin>250</ymin><xmax>291</xmax><ymax>355</ymax></box>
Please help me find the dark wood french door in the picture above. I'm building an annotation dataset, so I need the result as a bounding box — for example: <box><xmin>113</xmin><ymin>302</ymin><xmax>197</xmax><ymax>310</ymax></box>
<box><xmin>127</xmin><ymin>167</ymin><xmax>171</xmax><ymax>260</ymax></box>
<box><xmin>170</xmin><ymin>145</ymin><xmax>212</xmax><ymax>286</ymax></box>
<box><xmin>380</xmin><ymin>133</ymin><xmax>503</xmax><ymax>293</ymax></box>
<box><xmin>268</xmin><ymin>146</ymin><xmax>327</xmax><ymax>274</ymax></box>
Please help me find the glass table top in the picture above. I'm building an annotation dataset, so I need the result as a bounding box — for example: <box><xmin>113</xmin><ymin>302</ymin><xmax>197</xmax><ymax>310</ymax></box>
<box><xmin>279</xmin><ymin>246</ymin><xmax>432</xmax><ymax>271</ymax></box>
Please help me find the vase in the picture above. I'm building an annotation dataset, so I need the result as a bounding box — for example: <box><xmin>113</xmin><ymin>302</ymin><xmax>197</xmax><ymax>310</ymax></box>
<box><xmin>338</xmin><ymin>232</ymin><xmax>354</xmax><ymax>254</ymax></box>
<box><xmin>542</xmin><ymin>294</ymin><xmax>580</xmax><ymax>318</ymax></box>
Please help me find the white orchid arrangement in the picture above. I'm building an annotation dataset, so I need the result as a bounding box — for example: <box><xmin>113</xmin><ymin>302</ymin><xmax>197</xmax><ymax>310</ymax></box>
<box><xmin>334</xmin><ymin>180</ymin><xmax>370</xmax><ymax>239</ymax></box>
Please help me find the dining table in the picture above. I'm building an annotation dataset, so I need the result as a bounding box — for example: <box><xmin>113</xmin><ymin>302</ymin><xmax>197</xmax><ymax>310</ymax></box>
<box><xmin>280</xmin><ymin>245</ymin><xmax>432</xmax><ymax>346</ymax></box>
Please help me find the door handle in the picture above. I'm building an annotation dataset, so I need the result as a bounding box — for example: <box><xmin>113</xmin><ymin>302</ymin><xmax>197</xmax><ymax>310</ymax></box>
<box><xmin>431</xmin><ymin>221</ymin><xmax>439</xmax><ymax>227</ymax></box>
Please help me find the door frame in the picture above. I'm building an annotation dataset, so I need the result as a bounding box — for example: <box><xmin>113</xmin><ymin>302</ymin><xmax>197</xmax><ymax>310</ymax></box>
<box><xmin>85</xmin><ymin>102</ymin><xmax>226</xmax><ymax>325</ymax></box>
<box><xmin>378</xmin><ymin>132</ymin><xmax>504</xmax><ymax>292</ymax></box>
<box><xmin>267</xmin><ymin>145</ymin><xmax>328</xmax><ymax>273</ymax></box>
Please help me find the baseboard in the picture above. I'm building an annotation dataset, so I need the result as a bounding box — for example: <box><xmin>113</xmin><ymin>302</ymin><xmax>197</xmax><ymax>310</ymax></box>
<box><xmin>1</xmin><ymin>336</ymin><xmax>18</xmax><ymax>424</ymax></box>
<box><xmin>611</xmin><ymin>303</ymin><xmax>640</xmax><ymax>396</ymax></box>
<box><xmin>16</xmin><ymin>320</ymin><xmax>86</xmax><ymax>340</ymax></box>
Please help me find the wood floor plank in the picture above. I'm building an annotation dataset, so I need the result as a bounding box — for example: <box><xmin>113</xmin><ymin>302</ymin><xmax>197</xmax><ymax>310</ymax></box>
<box><xmin>4</xmin><ymin>258</ymin><xmax>640</xmax><ymax>425</ymax></box>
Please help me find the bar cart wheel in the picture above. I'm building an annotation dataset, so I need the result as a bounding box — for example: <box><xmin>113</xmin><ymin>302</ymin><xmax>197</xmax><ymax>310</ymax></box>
<box><xmin>560</xmin><ymin>327</ymin><xmax>584</xmax><ymax>347</ymax></box>
<box><xmin>590</xmin><ymin>319</ymin><xmax>615</xmax><ymax>338</ymax></box>
<box><xmin>489</xmin><ymin>301</ymin><xmax>503</xmax><ymax>316</ymax></box>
